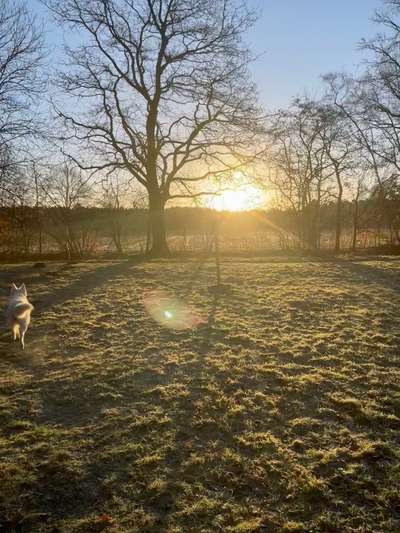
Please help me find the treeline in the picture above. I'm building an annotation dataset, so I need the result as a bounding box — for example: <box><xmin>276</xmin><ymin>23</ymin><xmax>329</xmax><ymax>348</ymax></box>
<box><xmin>2</xmin><ymin>198</ymin><xmax>398</xmax><ymax>258</ymax></box>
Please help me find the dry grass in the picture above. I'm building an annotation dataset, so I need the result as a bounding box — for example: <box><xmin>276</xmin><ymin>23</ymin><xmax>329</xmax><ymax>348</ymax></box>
<box><xmin>0</xmin><ymin>257</ymin><xmax>400</xmax><ymax>532</ymax></box>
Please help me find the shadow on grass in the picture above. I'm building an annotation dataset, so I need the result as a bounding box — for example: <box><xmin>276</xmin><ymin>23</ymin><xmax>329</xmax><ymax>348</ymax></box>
<box><xmin>337</xmin><ymin>259</ymin><xmax>400</xmax><ymax>292</ymax></box>
<box><xmin>35</xmin><ymin>258</ymin><xmax>147</xmax><ymax>311</ymax></box>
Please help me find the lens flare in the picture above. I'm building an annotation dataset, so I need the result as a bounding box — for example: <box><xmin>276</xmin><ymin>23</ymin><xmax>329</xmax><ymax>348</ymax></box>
<box><xmin>142</xmin><ymin>290</ymin><xmax>204</xmax><ymax>330</ymax></box>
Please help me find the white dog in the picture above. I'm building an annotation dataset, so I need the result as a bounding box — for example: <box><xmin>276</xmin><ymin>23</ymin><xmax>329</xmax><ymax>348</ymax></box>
<box><xmin>6</xmin><ymin>284</ymin><xmax>34</xmax><ymax>349</ymax></box>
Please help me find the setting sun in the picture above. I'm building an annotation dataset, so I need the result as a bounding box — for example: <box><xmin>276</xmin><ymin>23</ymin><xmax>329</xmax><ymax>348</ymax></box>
<box><xmin>209</xmin><ymin>185</ymin><xmax>266</xmax><ymax>212</ymax></box>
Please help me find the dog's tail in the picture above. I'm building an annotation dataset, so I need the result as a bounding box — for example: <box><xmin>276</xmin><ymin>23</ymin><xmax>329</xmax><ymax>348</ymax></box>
<box><xmin>14</xmin><ymin>303</ymin><xmax>34</xmax><ymax>319</ymax></box>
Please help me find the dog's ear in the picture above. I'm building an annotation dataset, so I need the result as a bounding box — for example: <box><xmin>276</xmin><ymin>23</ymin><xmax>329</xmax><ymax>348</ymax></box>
<box><xmin>19</xmin><ymin>283</ymin><xmax>27</xmax><ymax>296</ymax></box>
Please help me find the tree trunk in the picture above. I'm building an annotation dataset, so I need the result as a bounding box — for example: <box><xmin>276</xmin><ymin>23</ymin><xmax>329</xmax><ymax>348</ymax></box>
<box><xmin>145</xmin><ymin>214</ymin><xmax>151</xmax><ymax>254</ymax></box>
<box><xmin>333</xmin><ymin>161</ymin><xmax>343</xmax><ymax>253</ymax></box>
<box><xmin>334</xmin><ymin>167</ymin><xmax>343</xmax><ymax>253</ymax></box>
<box><xmin>111</xmin><ymin>214</ymin><xmax>123</xmax><ymax>255</ymax></box>
<box><xmin>148</xmin><ymin>193</ymin><xmax>169</xmax><ymax>256</ymax></box>
<box><xmin>38</xmin><ymin>216</ymin><xmax>42</xmax><ymax>255</ymax></box>
<box><xmin>34</xmin><ymin>170</ymin><xmax>42</xmax><ymax>255</ymax></box>
<box><xmin>352</xmin><ymin>185</ymin><xmax>360</xmax><ymax>252</ymax></box>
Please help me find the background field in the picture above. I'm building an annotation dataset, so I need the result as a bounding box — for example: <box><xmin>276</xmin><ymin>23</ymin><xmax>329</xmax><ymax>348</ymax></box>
<box><xmin>0</xmin><ymin>258</ymin><xmax>400</xmax><ymax>532</ymax></box>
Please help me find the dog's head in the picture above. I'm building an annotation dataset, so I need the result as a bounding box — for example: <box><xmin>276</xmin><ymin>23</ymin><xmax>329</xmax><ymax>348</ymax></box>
<box><xmin>10</xmin><ymin>283</ymin><xmax>27</xmax><ymax>297</ymax></box>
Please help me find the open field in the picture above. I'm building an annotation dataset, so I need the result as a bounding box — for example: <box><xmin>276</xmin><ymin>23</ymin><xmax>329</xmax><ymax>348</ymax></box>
<box><xmin>0</xmin><ymin>258</ymin><xmax>400</xmax><ymax>532</ymax></box>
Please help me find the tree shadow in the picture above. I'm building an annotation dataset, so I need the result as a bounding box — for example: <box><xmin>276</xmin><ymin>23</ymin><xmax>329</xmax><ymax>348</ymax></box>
<box><xmin>34</xmin><ymin>258</ymin><xmax>147</xmax><ymax>312</ymax></box>
<box><xmin>336</xmin><ymin>259</ymin><xmax>400</xmax><ymax>292</ymax></box>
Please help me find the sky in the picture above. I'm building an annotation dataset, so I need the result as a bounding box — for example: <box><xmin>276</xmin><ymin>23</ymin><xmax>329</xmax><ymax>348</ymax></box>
<box><xmin>248</xmin><ymin>0</ymin><xmax>382</xmax><ymax>109</ymax></box>
<box><xmin>33</xmin><ymin>0</ymin><xmax>383</xmax><ymax>110</ymax></box>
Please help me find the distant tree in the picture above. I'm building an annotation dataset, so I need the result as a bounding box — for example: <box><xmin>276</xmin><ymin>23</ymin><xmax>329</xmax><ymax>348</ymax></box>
<box><xmin>322</xmin><ymin>3</ymin><xmax>400</xmax><ymax>247</ymax></box>
<box><xmin>266</xmin><ymin>99</ymin><xmax>336</xmax><ymax>249</ymax></box>
<box><xmin>46</xmin><ymin>0</ymin><xmax>263</xmax><ymax>256</ymax></box>
<box><xmin>40</xmin><ymin>162</ymin><xmax>95</xmax><ymax>259</ymax></box>
<box><xmin>100</xmin><ymin>176</ymin><xmax>126</xmax><ymax>255</ymax></box>
<box><xmin>324</xmin><ymin>67</ymin><xmax>400</xmax><ymax>247</ymax></box>
<box><xmin>100</xmin><ymin>174</ymin><xmax>148</xmax><ymax>254</ymax></box>
<box><xmin>315</xmin><ymin>103</ymin><xmax>356</xmax><ymax>251</ymax></box>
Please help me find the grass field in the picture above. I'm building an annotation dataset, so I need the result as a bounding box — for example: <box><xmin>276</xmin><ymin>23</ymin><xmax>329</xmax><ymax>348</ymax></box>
<box><xmin>1</xmin><ymin>258</ymin><xmax>400</xmax><ymax>532</ymax></box>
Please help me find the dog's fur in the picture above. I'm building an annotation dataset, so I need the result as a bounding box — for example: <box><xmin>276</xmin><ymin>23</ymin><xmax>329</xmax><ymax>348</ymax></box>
<box><xmin>6</xmin><ymin>284</ymin><xmax>34</xmax><ymax>349</ymax></box>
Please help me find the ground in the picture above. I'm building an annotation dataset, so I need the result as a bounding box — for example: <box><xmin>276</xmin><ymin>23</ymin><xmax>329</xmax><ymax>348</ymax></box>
<box><xmin>0</xmin><ymin>257</ymin><xmax>400</xmax><ymax>533</ymax></box>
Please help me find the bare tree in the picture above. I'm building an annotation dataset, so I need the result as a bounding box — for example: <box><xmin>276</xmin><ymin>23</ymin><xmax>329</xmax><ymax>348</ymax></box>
<box><xmin>40</xmin><ymin>162</ymin><xmax>94</xmax><ymax>259</ymax></box>
<box><xmin>100</xmin><ymin>176</ymin><xmax>126</xmax><ymax>255</ymax></box>
<box><xmin>0</xmin><ymin>0</ymin><xmax>45</xmax><ymax>150</ymax></box>
<box><xmin>325</xmin><ymin>58</ymin><xmax>400</xmax><ymax>245</ymax></box>
<box><xmin>0</xmin><ymin>0</ymin><xmax>46</xmax><ymax>236</ymax></box>
<box><xmin>315</xmin><ymin>103</ymin><xmax>355</xmax><ymax>252</ymax></box>
<box><xmin>45</xmin><ymin>0</ymin><xmax>263</xmax><ymax>256</ymax></box>
<box><xmin>321</xmin><ymin>4</ymin><xmax>400</xmax><ymax>247</ymax></box>
<box><xmin>100</xmin><ymin>174</ymin><xmax>148</xmax><ymax>254</ymax></box>
<box><xmin>266</xmin><ymin>99</ymin><xmax>336</xmax><ymax>250</ymax></box>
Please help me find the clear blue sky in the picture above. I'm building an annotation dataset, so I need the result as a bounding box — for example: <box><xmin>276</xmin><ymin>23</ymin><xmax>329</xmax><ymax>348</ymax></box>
<box><xmin>248</xmin><ymin>0</ymin><xmax>382</xmax><ymax>108</ymax></box>
<box><xmin>33</xmin><ymin>0</ymin><xmax>383</xmax><ymax>110</ymax></box>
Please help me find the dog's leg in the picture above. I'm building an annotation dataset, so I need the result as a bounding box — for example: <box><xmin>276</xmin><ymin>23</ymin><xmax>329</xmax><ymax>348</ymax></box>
<box><xmin>12</xmin><ymin>322</ymin><xmax>19</xmax><ymax>341</ymax></box>
<box><xmin>19</xmin><ymin>324</ymin><xmax>27</xmax><ymax>350</ymax></box>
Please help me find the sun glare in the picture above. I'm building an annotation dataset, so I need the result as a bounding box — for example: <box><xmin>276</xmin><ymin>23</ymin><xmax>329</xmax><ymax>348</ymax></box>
<box><xmin>210</xmin><ymin>185</ymin><xmax>266</xmax><ymax>212</ymax></box>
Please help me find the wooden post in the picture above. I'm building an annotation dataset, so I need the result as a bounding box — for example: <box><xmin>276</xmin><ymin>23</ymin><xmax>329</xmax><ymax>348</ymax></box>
<box><xmin>215</xmin><ymin>214</ymin><xmax>221</xmax><ymax>287</ymax></box>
